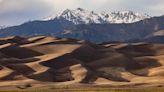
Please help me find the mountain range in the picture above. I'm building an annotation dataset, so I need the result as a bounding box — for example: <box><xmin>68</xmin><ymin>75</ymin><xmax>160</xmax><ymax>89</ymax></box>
<box><xmin>44</xmin><ymin>8</ymin><xmax>150</xmax><ymax>24</ymax></box>
<box><xmin>0</xmin><ymin>8</ymin><xmax>164</xmax><ymax>43</ymax></box>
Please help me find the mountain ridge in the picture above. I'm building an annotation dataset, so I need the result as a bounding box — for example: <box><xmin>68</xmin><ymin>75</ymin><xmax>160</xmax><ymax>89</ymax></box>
<box><xmin>0</xmin><ymin>9</ymin><xmax>163</xmax><ymax>43</ymax></box>
<box><xmin>44</xmin><ymin>8</ymin><xmax>151</xmax><ymax>24</ymax></box>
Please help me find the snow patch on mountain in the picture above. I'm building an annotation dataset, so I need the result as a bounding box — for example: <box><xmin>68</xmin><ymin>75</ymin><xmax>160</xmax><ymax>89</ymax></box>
<box><xmin>107</xmin><ymin>11</ymin><xmax>150</xmax><ymax>23</ymax></box>
<box><xmin>0</xmin><ymin>26</ymin><xmax>6</xmax><ymax>29</ymax></box>
<box><xmin>43</xmin><ymin>8</ymin><xmax>151</xmax><ymax>24</ymax></box>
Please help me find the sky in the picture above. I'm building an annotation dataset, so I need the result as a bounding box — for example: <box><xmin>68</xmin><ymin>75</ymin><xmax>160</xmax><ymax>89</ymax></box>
<box><xmin>0</xmin><ymin>0</ymin><xmax>164</xmax><ymax>27</ymax></box>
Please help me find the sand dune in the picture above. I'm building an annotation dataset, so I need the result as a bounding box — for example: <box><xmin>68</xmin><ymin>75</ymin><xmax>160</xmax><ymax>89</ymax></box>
<box><xmin>0</xmin><ymin>36</ymin><xmax>164</xmax><ymax>89</ymax></box>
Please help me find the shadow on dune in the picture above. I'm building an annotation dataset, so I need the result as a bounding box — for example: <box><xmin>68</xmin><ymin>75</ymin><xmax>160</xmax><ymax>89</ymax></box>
<box><xmin>0</xmin><ymin>36</ymin><xmax>164</xmax><ymax>84</ymax></box>
<box><xmin>116</xmin><ymin>44</ymin><xmax>156</xmax><ymax>57</ymax></box>
<box><xmin>0</xmin><ymin>72</ymin><xmax>22</xmax><ymax>81</ymax></box>
<box><xmin>0</xmin><ymin>45</ymin><xmax>43</xmax><ymax>59</ymax></box>
<box><xmin>40</xmin><ymin>54</ymin><xmax>78</xmax><ymax>82</ymax></box>
<box><xmin>40</xmin><ymin>54</ymin><xmax>79</xmax><ymax>69</ymax></box>
<box><xmin>115</xmin><ymin>44</ymin><xmax>162</xmax><ymax>76</ymax></box>
<box><xmin>126</xmin><ymin>58</ymin><xmax>162</xmax><ymax>76</ymax></box>
<box><xmin>0</xmin><ymin>64</ymin><xmax>36</xmax><ymax>81</ymax></box>
<box><xmin>0</xmin><ymin>36</ymin><xmax>29</xmax><ymax>45</ymax></box>
<box><xmin>40</xmin><ymin>44</ymin><xmax>130</xmax><ymax>82</ymax></box>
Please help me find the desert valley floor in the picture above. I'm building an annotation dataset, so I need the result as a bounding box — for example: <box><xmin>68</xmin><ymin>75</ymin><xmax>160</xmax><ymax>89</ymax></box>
<box><xmin>0</xmin><ymin>36</ymin><xmax>164</xmax><ymax>90</ymax></box>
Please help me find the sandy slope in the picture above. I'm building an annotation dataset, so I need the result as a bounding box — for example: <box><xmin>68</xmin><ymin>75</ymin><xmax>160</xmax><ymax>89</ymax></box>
<box><xmin>0</xmin><ymin>36</ymin><xmax>164</xmax><ymax>89</ymax></box>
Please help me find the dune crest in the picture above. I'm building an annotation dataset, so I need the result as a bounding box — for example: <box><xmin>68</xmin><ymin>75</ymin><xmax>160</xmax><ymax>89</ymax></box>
<box><xmin>0</xmin><ymin>36</ymin><xmax>164</xmax><ymax>88</ymax></box>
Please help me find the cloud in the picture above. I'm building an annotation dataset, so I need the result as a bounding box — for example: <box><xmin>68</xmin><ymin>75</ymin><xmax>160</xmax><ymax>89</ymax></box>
<box><xmin>0</xmin><ymin>0</ymin><xmax>163</xmax><ymax>26</ymax></box>
<box><xmin>0</xmin><ymin>0</ymin><xmax>53</xmax><ymax>26</ymax></box>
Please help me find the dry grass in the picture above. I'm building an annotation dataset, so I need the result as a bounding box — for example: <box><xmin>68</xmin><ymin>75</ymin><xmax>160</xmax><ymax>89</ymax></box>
<box><xmin>1</xmin><ymin>88</ymin><xmax>164</xmax><ymax>92</ymax></box>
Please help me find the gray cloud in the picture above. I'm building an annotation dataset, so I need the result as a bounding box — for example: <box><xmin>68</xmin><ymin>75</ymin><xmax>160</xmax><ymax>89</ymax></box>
<box><xmin>0</xmin><ymin>0</ymin><xmax>163</xmax><ymax>26</ymax></box>
<box><xmin>0</xmin><ymin>0</ymin><xmax>53</xmax><ymax>26</ymax></box>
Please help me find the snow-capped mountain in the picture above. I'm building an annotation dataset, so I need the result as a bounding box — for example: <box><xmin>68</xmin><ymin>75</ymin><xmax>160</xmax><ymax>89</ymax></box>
<box><xmin>0</xmin><ymin>26</ymin><xmax>5</xmax><ymax>29</ymax></box>
<box><xmin>1</xmin><ymin>8</ymin><xmax>163</xmax><ymax>43</ymax></box>
<box><xmin>44</xmin><ymin>8</ymin><xmax>150</xmax><ymax>24</ymax></box>
<box><xmin>102</xmin><ymin>11</ymin><xmax>150</xmax><ymax>23</ymax></box>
